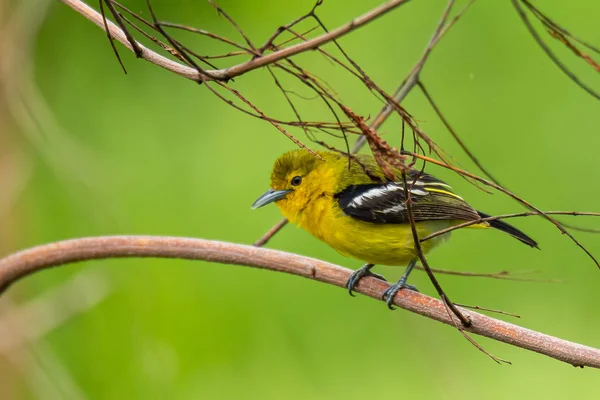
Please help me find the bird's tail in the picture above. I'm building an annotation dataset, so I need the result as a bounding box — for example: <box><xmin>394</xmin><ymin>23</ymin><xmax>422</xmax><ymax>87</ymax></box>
<box><xmin>477</xmin><ymin>211</ymin><xmax>539</xmax><ymax>248</ymax></box>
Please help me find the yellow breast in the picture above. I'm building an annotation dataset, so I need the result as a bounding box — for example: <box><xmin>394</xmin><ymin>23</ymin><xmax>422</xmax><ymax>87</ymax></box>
<box><xmin>282</xmin><ymin>196</ymin><xmax>452</xmax><ymax>266</ymax></box>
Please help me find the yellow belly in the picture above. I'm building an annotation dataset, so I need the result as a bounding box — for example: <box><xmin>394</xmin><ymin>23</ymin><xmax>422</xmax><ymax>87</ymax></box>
<box><xmin>282</xmin><ymin>198</ymin><xmax>454</xmax><ymax>266</ymax></box>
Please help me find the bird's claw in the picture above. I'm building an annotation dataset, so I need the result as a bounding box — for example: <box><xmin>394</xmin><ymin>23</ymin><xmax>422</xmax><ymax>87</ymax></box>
<box><xmin>382</xmin><ymin>280</ymin><xmax>419</xmax><ymax>310</ymax></box>
<box><xmin>346</xmin><ymin>265</ymin><xmax>386</xmax><ymax>297</ymax></box>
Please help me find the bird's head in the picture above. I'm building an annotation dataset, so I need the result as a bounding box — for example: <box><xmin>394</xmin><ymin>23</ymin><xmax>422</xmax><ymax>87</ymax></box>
<box><xmin>252</xmin><ymin>149</ymin><xmax>338</xmax><ymax>222</ymax></box>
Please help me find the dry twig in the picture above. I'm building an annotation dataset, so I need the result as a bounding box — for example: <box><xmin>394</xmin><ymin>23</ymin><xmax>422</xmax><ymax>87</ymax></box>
<box><xmin>512</xmin><ymin>0</ymin><xmax>600</xmax><ymax>101</ymax></box>
<box><xmin>61</xmin><ymin>0</ymin><xmax>412</xmax><ymax>82</ymax></box>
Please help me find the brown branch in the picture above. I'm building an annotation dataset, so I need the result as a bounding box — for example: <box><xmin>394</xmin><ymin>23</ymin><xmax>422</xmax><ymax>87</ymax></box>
<box><xmin>0</xmin><ymin>236</ymin><xmax>598</xmax><ymax>367</ymax></box>
<box><xmin>60</xmin><ymin>0</ymin><xmax>411</xmax><ymax>82</ymax></box>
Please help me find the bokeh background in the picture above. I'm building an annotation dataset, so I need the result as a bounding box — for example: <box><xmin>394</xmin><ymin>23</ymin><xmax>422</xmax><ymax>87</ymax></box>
<box><xmin>1</xmin><ymin>0</ymin><xmax>599</xmax><ymax>398</ymax></box>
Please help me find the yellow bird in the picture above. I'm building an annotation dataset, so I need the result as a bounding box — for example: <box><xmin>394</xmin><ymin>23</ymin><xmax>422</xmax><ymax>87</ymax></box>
<box><xmin>252</xmin><ymin>149</ymin><xmax>537</xmax><ymax>308</ymax></box>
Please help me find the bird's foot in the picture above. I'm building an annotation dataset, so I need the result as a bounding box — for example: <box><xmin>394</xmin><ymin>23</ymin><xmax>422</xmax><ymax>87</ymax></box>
<box><xmin>382</xmin><ymin>278</ymin><xmax>418</xmax><ymax>310</ymax></box>
<box><xmin>346</xmin><ymin>264</ymin><xmax>386</xmax><ymax>297</ymax></box>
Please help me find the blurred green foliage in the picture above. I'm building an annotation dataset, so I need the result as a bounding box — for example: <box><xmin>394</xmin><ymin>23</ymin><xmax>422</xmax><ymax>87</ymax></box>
<box><xmin>3</xmin><ymin>0</ymin><xmax>600</xmax><ymax>398</ymax></box>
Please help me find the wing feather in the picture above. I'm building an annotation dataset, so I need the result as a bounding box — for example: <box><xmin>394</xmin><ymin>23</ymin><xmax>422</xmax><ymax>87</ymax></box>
<box><xmin>336</xmin><ymin>173</ymin><xmax>479</xmax><ymax>224</ymax></box>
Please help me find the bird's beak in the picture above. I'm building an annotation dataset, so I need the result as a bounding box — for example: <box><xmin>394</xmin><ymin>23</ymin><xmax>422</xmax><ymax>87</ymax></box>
<box><xmin>251</xmin><ymin>189</ymin><xmax>292</xmax><ymax>209</ymax></box>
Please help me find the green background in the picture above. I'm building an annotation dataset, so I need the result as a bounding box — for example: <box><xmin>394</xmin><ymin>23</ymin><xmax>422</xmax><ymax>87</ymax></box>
<box><xmin>1</xmin><ymin>0</ymin><xmax>599</xmax><ymax>398</ymax></box>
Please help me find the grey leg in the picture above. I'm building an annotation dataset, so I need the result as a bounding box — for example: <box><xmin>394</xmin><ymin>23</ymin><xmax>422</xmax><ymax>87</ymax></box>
<box><xmin>382</xmin><ymin>258</ymin><xmax>419</xmax><ymax>310</ymax></box>
<box><xmin>345</xmin><ymin>264</ymin><xmax>387</xmax><ymax>297</ymax></box>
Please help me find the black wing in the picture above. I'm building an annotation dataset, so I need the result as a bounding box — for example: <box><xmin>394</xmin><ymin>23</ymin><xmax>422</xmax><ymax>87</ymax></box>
<box><xmin>335</xmin><ymin>176</ymin><xmax>479</xmax><ymax>224</ymax></box>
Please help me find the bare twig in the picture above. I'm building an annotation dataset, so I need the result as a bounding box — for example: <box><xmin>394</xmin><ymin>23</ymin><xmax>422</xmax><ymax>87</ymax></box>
<box><xmin>207</xmin><ymin>0</ymin><xmax>257</xmax><ymax>51</ymax></box>
<box><xmin>454</xmin><ymin>303</ymin><xmax>521</xmax><ymax>319</ymax></box>
<box><xmin>98</xmin><ymin>0</ymin><xmax>127</xmax><ymax>73</ymax></box>
<box><xmin>440</xmin><ymin>292</ymin><xmax>509</xmax><ymax>364</ymax></box>
<box><xmin>158</xmin><ymin>22</ymin><xmax>253</xmax><ymax>55</ymax></box>
<box><xmin>417</xmin><ymin>80</ymin><xmax>501</xmax><ymax>186</ymax></box>
<box><xmin>522</xmin><ymin>0</ymin><xmax>600</xmax><ymax>55</ymax></box>
<box><xmin>421</xmin><ymin>210</ymin><xmax>600</xmax><ymax>243</ymax></box>
<box><xmin>417</xmin><ymin>266</ymin><xmax>558</xmax><ymax>283</ymax></box>
<box><xmin>209</xmin><ymin>81</ymin><xmax>322</xmax><ymax>158</ymax></box>
<box><xmin>400</xmin><ymin>172</ymin><xmax>471</xmax><ymax>327</ymax></box>
<box><xmin>403</xmin><ymin>151</ymin><xmax>600</xmax><ymax>269</ymax></box>
<box><xmin>352</xmin><ymin>0</ymin><xmax>476</xmax><ymax>152</ymax></box>
<box><xmin>512</xmin><ymin>0</ymin><xmax>600</xmax><ymax>101</ymax></box>
<box><xmin>0</xmin><ymin>236</ymin><xmax>598</xmax><ymax>368</ymax></box>
<box><xmin>253</xmin><ymin>219</ymin><xmax>289</xmax><ymax>247</ymax></box>
<box><xmin>257</xmin><ymin>0</ymin><xmax>323</xmax><ymax>54</ymax></box>
<box><xmin>60</xmin><ymin>0</ymin><xmax>412</xmax><ymax>82</ymax></box>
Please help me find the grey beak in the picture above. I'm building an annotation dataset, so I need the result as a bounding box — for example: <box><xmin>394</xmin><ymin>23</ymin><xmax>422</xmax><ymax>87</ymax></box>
<box><xmin>251</xmin><ymin>189</ymin><xmax>292</xmax><ymax>209</ymax></box>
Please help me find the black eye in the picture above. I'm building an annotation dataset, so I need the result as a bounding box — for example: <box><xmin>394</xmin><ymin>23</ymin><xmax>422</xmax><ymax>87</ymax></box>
<box><xmin>291</xmin><ymin>176</ymin><xmax>302</xmax><ymax>186</ymax></box>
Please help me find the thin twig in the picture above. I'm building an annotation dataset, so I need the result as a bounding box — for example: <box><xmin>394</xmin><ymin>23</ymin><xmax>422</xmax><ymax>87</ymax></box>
<box><xmin>558</xmin><ymin>221</ymin><xmax>600</xmax><ymax>234</ymax></box>
<box><xmin>145</xmin><ymin>0</ymin><xmax>212</xmax><ymax>81</ymax></box>
<box><xmin>98</xmin><ymin>0</ymin><xmax>127</xmax><ymax>73</ymax></box>
<box><xmin>257</xmin><ymin>0</ymin><xmax>323</xmax><ymax>54</ymax></box>
<box><xmin>454</xmin><ymin>303</ymin><xmax>521</xmax><ymax>319</ymax></box>
<box><xmin>253</xmin><ymin>219</ymin><xmax>289</xmax><ymax>247</ymax></box>
<box><xmin>511</xmin><ymin>0</ymin><xmax>600</xmax><ymax>101</ymax></box>
<box><xmin>0</xmin><ymin>236</ymin><xmax>598</xmax><ymax>368</ymax></box>
<box><xmin>421</xmin><ymin>210</ymin><xmax>600</xmax><ymax>243</ymax></box>
<box><xmin>417</xmin><ymin>80</ymin><xmax>501</xmax><ymax>186</ymax></box>
<box><xmin>207</xmin><ymin>0</ymin><xmax>257</xmax><ymax>51</ymax></box>
<box><xmin>208</xmin><ymin>81</ymin><xmax>322</xmax><ymax>159</ymax></box>
<box><xmin>102</xmin><ymin>0</ymin><xmax>142</xmax><ymax>57</ymax></box>
<box><xmin>403</xmin><ymin>151</ymin><xmax>600</xmax><ymax>269</ymax></box>
<box><xmin>440</xmin><ymin>293</ymin><xmax>509</xmax><ymax>364</ymax></box>
<box><xmin>522</xmin><ymin>0</ymin><xmax>600</xmax><ymax>55</ymax></box>
<box><xmin>159</xmin><ymin>22</ymin><xmax>254</xmax><ymax>54</ymax></box>
<box><xmin>417</xmin><ymin>266</ymin><xmax>558</xmax><ymax>283</ymax></box>
<box><xmin>60</xmin><ymin>0</ymin><xmax>412</xmax><ymax>82</ymax></box>
<box><xmin>400</xmin><ymin>171</ymin><xmax>471</xmax><ymax>326</ymax></box>
<box><xmin>352</xmin><ymin>0</ymin><xmax>475</xmax><ymax>152</ymax></box>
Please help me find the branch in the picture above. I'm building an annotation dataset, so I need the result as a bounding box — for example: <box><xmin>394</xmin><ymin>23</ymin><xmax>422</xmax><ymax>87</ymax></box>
<box><xmin>0</xmin><ymin>236</ymin><xmax>599</xmax><ymax>368</ymax></box>
<box><xmin>60</xmin><ymin>0</ymin><xmax>411</xmax><ymax>82</ymax></box>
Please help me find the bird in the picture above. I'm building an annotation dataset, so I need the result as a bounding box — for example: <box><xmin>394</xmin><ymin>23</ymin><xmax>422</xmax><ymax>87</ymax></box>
<box><xmin>251</xmin><ymin>149</ymin><xmax>538</xmax><ymax>308</ymax></box>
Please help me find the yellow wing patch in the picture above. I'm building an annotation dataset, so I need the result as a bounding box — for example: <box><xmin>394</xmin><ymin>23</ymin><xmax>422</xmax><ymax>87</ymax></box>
<box><xmin>422</xmin><ymin>186</ymin><xmax>464</xmax><ymax>200</ymax></box>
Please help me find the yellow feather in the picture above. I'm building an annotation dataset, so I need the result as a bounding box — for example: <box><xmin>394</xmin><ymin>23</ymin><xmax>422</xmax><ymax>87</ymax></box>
<box><xmin>422</xmin><ymin>187</ymin><xmax>464</xmax><ymax>200</ymax></box>
<box><xmin>258</xmin><ymin>149</ymin><xmax>535</xmax><ymax>267</ymax></box>
<box><xmin>268</xmin><ymin>150</ymin><xmax>467</xmax><ymax>266</ymax></box>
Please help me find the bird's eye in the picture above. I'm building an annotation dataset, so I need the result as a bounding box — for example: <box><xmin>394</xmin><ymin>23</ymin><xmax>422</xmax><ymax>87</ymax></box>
<box><xmin>290</xmin><ymin>176</ymin><xmax>302</xmax><ymax>186</ymax></box>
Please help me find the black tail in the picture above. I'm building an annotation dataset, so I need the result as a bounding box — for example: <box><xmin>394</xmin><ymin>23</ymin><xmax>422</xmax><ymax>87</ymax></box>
<box><xmin>477</xmin><ymin>211</ymin><xmax>539</xmax><ymax>248</ymax></box>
